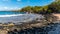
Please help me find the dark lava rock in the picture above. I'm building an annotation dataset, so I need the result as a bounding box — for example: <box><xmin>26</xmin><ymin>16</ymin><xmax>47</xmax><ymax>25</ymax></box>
<box><xmin>7</xmin><ymin>23</ymin><xmax>60</xmax><ymax>34</ymax></box>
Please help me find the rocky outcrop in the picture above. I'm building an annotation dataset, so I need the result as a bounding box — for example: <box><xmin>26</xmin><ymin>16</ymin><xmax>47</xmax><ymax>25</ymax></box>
<box><xmin>6</xmin><ymin>14</ymin><xmax>58</xmax><ymax>31</ymax></box>
<box><xmin>0</xmin><ymin>14</ymin><xmax>58</xmax><ymax>34</ymax></box>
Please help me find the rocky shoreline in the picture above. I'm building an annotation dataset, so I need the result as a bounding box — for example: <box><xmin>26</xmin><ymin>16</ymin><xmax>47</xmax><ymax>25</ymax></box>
<box><xmin>0</xmin><ymin>14</ymin><xmax>59</xmax><ymax>34</ymax></box>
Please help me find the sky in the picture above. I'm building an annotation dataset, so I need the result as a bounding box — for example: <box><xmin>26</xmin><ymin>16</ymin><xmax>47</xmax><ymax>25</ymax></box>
<box><xmin>0</xmin><ymin>0</ymin><xmax>55</xmax><ymax>11</ymax></box>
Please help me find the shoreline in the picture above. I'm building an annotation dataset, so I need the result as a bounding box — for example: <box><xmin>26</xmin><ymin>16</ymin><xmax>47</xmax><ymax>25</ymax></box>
<box><xmin>0</xmin><ymin>13</ymin><xmax>59</xmax><ymax>34</ymax></box>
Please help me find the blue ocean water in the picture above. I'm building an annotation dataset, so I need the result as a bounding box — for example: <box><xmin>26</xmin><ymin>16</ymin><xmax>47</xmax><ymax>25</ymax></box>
<box><xmin>0</xmin><ymin>11</ymin><xmax>43</xmax><ymax>23</ymax></box>
<box><xmin>0</xmin><ymin>11</ymin><xmax>25</xmax><ymax>15</ymax></box>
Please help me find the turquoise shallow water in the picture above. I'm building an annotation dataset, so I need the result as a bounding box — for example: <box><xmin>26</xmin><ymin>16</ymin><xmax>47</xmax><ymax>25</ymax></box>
<box><xmin>0</xmin><ymin>12</ymin><xmax>43</xmax><ymax>23</ymax></box>
<box><xmin>0</xmin><ymin>11</ymin><xmax>25</xmax><ymax>15</ymax></box>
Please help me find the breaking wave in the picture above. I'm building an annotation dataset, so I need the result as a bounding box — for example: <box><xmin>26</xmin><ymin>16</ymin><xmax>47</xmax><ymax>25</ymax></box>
<box><xmin>0</xmin><ymin>14</ymin><xmax>24</xmax><ymax>17</ymax></box>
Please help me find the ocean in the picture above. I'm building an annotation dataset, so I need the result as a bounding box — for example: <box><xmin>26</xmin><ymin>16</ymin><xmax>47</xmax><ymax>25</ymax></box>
<box><xmin>0</xmin><ymin>11</ymin><xmax>44</xmax><ymax>23</ymax></box>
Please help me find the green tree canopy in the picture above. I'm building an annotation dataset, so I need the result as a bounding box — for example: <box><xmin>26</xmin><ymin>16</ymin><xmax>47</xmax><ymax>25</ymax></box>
<box><xmin>20</xmin><ymin>0</ymin><xmax>60</xmax><ymax>14</ymax></box>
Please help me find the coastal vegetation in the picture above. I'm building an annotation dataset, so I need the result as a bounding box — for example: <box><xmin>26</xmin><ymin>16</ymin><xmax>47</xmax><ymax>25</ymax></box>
<box><xmin>19</xmin><ymin>0</ymin><xmax>60</xmax><ymax>14</ymax></box>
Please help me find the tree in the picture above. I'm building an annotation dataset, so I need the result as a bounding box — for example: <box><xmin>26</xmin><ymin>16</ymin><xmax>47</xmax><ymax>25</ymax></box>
<box><xmin>20</xmin><ymin>6</ymin><xmax>33</xmax><ymax>13</ymax></box>
<box><xmin>32</xmin><ymin>6</ymin><xmax>42</xmax><ymax>13</ymax></box>
<box><xmin>48</xmin><ymin>0</ymin><xmax>60</xmax><ymax>13</ymax></box>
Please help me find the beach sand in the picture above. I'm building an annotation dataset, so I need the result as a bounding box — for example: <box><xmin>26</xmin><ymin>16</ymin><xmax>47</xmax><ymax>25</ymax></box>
<box><xmin>53</xmin><ymin>13</ymin><xmax>60</xmax><ymax>20</ymax></box>
<box><xmin>0</xmin><ymin>30</ymin><xmax>7</xmax><ymax>34</ymax></box>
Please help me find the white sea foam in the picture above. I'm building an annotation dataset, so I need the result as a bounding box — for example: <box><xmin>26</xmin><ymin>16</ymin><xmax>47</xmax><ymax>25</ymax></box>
<box><xmin>0</xmin><ymin>14</ymin><xmax>23</xmax><ymax>17</ymax></box>
<box><xmin>0</xmin><ymin>14</ymin><xmax>44</xmax><ymax>23</ymax></box>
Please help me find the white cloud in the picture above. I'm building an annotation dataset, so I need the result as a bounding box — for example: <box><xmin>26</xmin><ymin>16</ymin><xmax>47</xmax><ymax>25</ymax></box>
<box><xmin>4</xmin><ymin>7</ymin><xmax>8</xmax><ymax>9</ymax></box>
<box><xmin>53</xmin><ymin>0</ymin><xmax>55</xmax><ymax>1</ymax></box>
<box><xmin>3</xmin><ymin>0</ymin><xmax>9</xmax><ymax>1</ymax></box>
<box><xmin>3</xmin><ymin>0</ymin><xmax>21</xmax><ymax>2</ymax></box>
<box><xmin>12</xmin><ymin>7</ymin><xmax>21</xmax><ymax>10</ymax></box>
<box><xmin>0</xmin><ymin>6</ymin><xmax>21</xmax><ymax>11</ymax></box>
<box><xmin>17</xmin><ymin>0</ymin><xmax>21</xmax><ymax>1</ymax></box>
